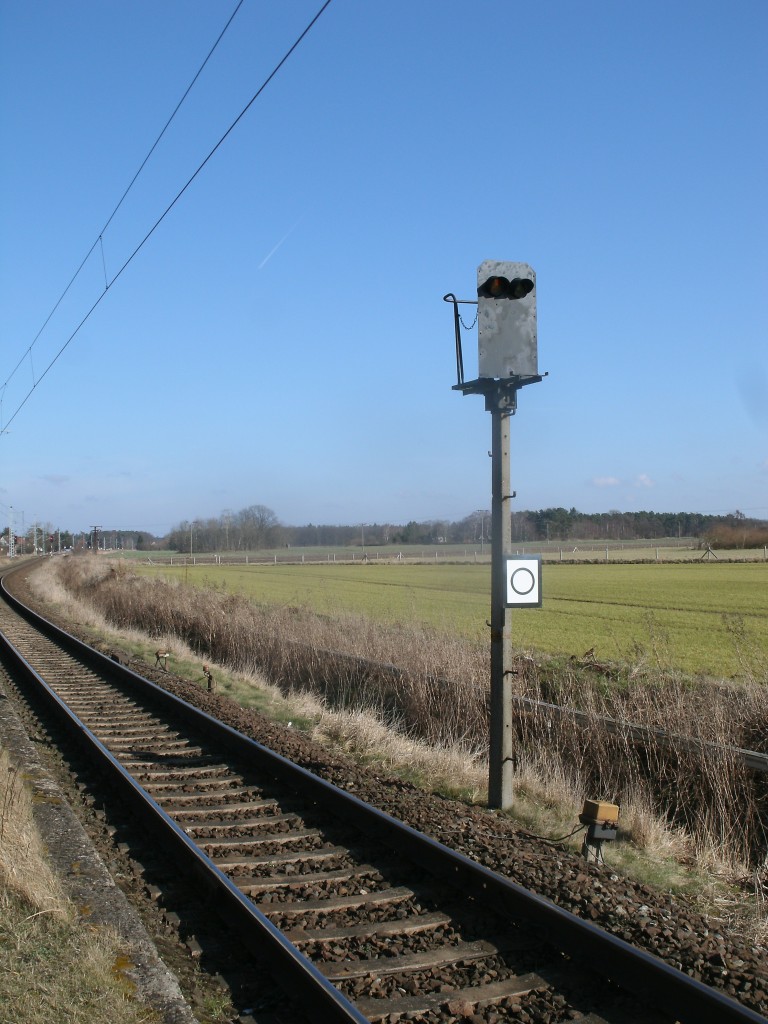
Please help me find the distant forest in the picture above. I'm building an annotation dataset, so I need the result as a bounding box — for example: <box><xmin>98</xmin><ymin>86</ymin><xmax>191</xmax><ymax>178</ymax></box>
<box><xmin>12</xmin><ymin>506</ymin><xmax>763</xmax><ymax>554</ymax></box>
<box><xmin>150</xmin><ymin>505</ymin><xmax>768</xmax><ymax>553</ymax></box>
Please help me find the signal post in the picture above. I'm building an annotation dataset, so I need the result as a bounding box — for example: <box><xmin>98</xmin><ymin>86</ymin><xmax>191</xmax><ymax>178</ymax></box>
<box><xmin>446</xmin><ymin>261</ymin><xmax>544</xmax><ymax>810</ymax></box>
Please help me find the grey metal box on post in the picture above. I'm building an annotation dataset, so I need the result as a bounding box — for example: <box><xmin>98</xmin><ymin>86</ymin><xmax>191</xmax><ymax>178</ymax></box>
<box><xmin>477</xmin><ymin>259</ymin><xmax>537</xmax><ymax>379</ymax></box>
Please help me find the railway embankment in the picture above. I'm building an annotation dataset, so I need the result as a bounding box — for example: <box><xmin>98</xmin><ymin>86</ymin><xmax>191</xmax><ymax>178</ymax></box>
<box><xmin>2</xmin><ymin>557</ymin><xmax>767</xmax><ymax>1021</ymax></box>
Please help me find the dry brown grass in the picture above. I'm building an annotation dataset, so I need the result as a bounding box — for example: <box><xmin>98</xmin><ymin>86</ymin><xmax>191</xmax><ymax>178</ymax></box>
<box><xmin>0</xmin><ymin>749</ymin><xmax>66</xmax><ymax>915</ymax></box>
<box><xmin>37</xmin><ymin>556</ymin><xmax>768</xmax><ymax>882</ymax></box>
<box><xmin>0</xmin><ymin>748</ymin><xmax>160</xmax><ymax>1023</ymax></box>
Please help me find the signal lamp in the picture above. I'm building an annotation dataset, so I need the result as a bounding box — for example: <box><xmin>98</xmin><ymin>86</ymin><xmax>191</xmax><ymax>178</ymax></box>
<box><xmin>477</xmin><ymin>275</ymin><xmax>534</xmax><ymax>300</ymax></box>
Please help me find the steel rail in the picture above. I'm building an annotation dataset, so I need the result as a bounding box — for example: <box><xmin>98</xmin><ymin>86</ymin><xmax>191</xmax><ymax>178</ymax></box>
<box><xmin>1</xmin><ymin>566</ymin><xmax>765</xmax><ymax>1024</ymax></box>
<box><xmin>0</xmin><ymin>571</ymin><xmax>367</xmax><ymax>1024</ymax></box>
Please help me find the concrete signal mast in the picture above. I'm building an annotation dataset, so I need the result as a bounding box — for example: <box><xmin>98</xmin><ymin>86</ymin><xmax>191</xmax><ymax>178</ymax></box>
<box><xmin>445</xmin><ymin>260</ymin><xmax>545</xmax><ymax>810</ymax></box>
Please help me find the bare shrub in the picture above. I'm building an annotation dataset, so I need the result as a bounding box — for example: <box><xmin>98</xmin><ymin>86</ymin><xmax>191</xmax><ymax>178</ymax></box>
<box><xmin>508</xmin><ymin>660</ymin><xmax>768</xmax><ymax>868</ymax></box>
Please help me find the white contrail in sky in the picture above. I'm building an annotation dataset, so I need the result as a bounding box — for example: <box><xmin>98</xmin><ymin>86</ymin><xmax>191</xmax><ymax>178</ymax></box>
<box><xmin>258</xmin><ymin>220</ymin><xmax>301</xmax><ymax>269</ymax></box>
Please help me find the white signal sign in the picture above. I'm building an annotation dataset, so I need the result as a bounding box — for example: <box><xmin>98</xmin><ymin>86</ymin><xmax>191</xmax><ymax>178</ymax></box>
<box><xmin>505</xmin><ymin>557</ymin><xmax>542</xmax><ymax>607</ymax></box>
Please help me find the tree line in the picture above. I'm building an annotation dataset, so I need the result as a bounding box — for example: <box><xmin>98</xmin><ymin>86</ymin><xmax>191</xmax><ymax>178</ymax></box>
<box><xmin>4</xmin><ymin>506</ymin><xmax>764</xmax><ymax>556</ymax></box>
<box><xmin>159</xmin><ymin>505</ymin><xmax>767</xmax><ymax>553</ymax></box>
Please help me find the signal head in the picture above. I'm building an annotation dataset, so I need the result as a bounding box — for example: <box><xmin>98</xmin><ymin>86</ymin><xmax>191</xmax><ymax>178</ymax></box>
<box><xmin>477</xmin><ymin>260</ymin><xmax>537</xmax><ymax>378</ymax></box>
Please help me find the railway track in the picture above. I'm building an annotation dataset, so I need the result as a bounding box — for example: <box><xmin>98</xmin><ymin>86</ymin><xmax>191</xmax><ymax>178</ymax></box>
<box><xmin>1</xmin><ymin>559</ymin><xmax>765</xmax><ymax>1024</ymax></box>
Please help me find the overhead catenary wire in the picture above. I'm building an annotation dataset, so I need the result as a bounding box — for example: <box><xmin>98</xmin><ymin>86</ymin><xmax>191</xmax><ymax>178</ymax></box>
<box><xmin>1</xmin><ymin>0</ymin><xmax>246</xmax><ymax>405</ymax></box>
<box><xmin>3</xmin><ymin>0</ymin><xmax>334</xmax><ymax>434</ymax></box>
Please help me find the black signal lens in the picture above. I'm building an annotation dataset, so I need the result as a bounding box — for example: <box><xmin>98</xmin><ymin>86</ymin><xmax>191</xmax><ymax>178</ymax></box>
<box><xmin>478</xmin><ymin>275</ymin><xmax>534</xmax><ymax>300</ymax></box>
<box><xmin>508</xmin><ymin>277</ymin><xmax>534</xmax><ymax>299</ymax></box>
<box><xmin>478</xmin><ymin>275</ymin><xmax>509</xmax><ymax>298</ymax></box>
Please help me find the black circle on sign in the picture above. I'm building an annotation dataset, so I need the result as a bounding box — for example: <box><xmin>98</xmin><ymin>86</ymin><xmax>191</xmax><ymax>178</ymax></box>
<box><xmin>510</xmin><ymin>567</ymin><xmax>536</xmax><ymax>596</ymax></box>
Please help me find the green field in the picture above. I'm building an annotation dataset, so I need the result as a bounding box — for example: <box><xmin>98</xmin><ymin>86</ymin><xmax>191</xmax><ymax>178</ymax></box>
<box><xmin>137</xmin><ymin>560</ymin><xmax>768</xmax><ymax>679</ymax></box>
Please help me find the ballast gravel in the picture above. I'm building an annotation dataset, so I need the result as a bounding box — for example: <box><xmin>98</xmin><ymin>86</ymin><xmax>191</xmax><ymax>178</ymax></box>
<box><xmin>133</xmin><ymin>669</ymin><xmax>768</xmax><ymax>1019</ymax></box>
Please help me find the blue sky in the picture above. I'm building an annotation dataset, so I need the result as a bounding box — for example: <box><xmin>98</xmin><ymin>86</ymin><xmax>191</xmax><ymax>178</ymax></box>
<box><xmin>1</xmin><ymin>0</ymin><xmax>766</xmax><ymax>536</ymax></box>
